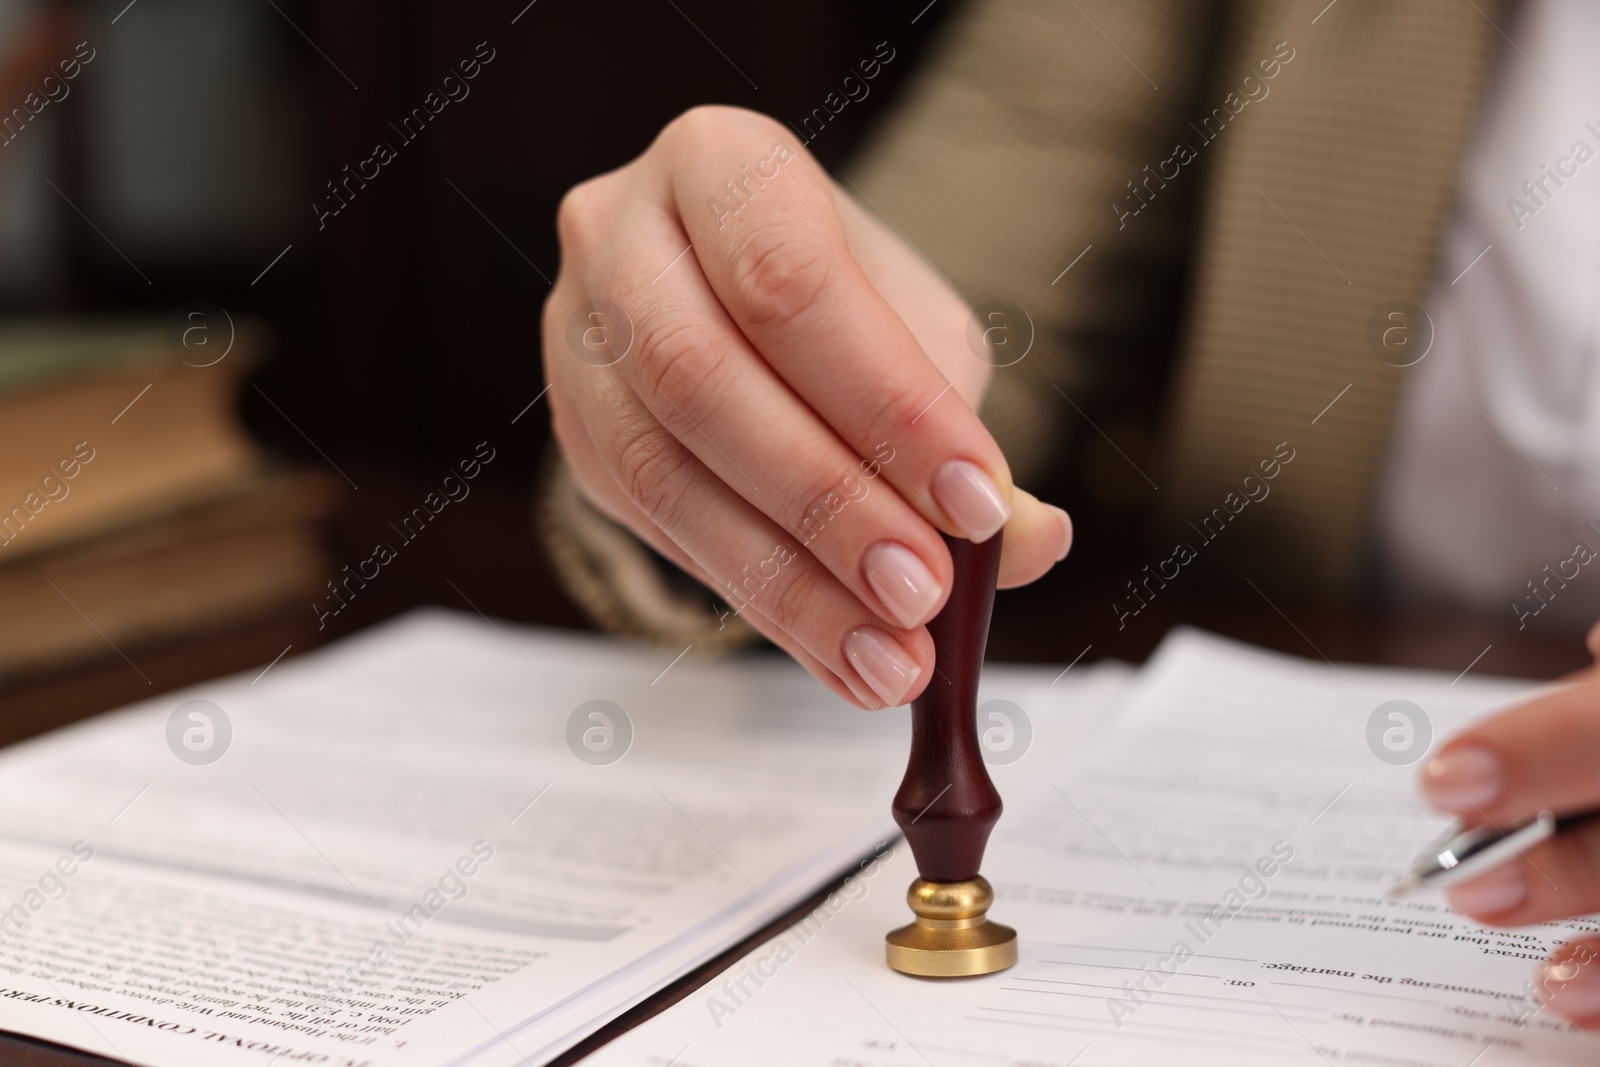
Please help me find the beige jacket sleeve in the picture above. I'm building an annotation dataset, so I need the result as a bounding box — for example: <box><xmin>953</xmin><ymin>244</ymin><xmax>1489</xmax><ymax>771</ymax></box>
<box><xmin>537</xmin><ymin>0</ymin><xmax>1213</xmax><ymax>644</ymax></box>
<box><xmin>842</xmin><ymin>0</ymin><xmax>1217</xmax><ymax>486</ymax></box>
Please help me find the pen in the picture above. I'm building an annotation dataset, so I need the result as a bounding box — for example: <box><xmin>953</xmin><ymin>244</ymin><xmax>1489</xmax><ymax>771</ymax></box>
<box><xmin>1388</xmin><ymin>810</ymin><xmax>1599</xmax><ymax>899</ymax></box>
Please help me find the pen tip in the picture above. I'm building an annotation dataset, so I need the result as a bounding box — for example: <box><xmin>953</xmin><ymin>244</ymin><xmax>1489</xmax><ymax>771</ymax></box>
<box><xmin>1386</xmin><ymin>876</ymin><xmax>1416</xmax><ymax>901</ymax></box>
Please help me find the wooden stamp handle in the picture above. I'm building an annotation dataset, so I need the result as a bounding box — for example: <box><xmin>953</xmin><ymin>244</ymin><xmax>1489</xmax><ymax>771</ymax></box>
<box><xmin>890</xmin><ymin>532</ymin><xmax>1003</xmax><ymax>882</ymax></box>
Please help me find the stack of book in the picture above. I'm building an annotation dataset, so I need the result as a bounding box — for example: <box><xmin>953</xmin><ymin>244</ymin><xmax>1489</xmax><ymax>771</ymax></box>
<box><xmin>0</xmin><ymin>319</ymin><xmax>335</xmax><ymax>685</ymax></box>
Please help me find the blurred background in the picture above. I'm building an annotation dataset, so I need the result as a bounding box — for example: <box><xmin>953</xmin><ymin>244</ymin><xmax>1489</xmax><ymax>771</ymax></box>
<box><xmin>0</xmin><ymin>0</ymin><xmax>1584</xmax><ymax>747</ymax></box>
<box><xmin>0</xmin><ymin>0</ymin><xmax>975</xmax><ymax>742</ymax></box>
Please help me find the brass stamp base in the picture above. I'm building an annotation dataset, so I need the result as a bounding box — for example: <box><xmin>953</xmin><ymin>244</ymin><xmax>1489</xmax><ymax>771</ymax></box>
<box><xmin>885</xmin><ymin>876</ymin><xmax>1017</xmax><ymax>978</ymax></box>
<box><xmin>885</xmin><ymin>916</ymin><xmax>1018</xmax><ymax>977</ymax></box>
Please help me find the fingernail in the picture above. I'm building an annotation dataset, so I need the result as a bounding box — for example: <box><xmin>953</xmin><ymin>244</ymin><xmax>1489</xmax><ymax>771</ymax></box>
<box><xmin>1445</xmin><ymin>862</ymin><xmax>1527</xmax><ymax>918</ymax></box>
<box><xmin>932</xmin><ymin>460</ymin><xmax>1010</xmax><ymax>542</ymax></box>
<box><xmin>843</xmin><ymin>627</ymin><xmax>921</xmax><ymax>707</ymax></box>
<box><xmin>863</xmin><ymin>542</ymin><xmax>943</xmax><ymax>628</ymax></box>
<box><xmin>1421</xmin><ymin>745</ymin><xmax>1503</xmax><ymax>815</ymax></box>
<box><xmin>1540</xmin><ymin>954</ymin><xmax>1600</xmax><ymax>1019</ymax></box>
<box><xmin>839</xmin><ymin>672</ymin><xmax>884</xmax><ymax>711</ymax></box>
<box><xmin>1047</xmin><ymin>504</ymin><xmax>1073</xmax><ymax>561</ymax></box>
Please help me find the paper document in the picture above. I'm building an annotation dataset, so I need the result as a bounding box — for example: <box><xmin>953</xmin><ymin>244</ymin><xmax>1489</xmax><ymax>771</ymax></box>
<box><xmin>584</xmin><ymin>630</ymin><xmax>1600</xmax><ymax>1066</ymax></box>
<box><xmin>0</xmin><ymin>609</ymin><xmax>937</xmax><ymax>1067</ymax></box>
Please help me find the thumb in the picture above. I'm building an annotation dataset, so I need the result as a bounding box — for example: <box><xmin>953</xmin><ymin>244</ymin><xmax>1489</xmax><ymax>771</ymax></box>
<box><xmin>997</xmin><ymin>486</ymin><xmax>1071</xmax><ymax>589</ymax></box>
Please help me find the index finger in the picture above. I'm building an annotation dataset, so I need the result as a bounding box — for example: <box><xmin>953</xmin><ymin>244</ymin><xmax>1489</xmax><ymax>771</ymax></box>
<box><xmin>660</xmin><ymin>108</ymin><xmax>1016</xmax><ymax>545</ymax></box>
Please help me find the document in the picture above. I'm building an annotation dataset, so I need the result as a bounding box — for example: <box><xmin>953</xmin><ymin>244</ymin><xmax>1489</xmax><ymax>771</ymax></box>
<box><xmin>583</xmin><ymin>630</ymin><xmax>1600</xmax><ymax>1066</ymax></box>
<box><xmin>0</xmin><ymin>609</ymin><xmax>940</xmax><ymax>1067</ymax></box>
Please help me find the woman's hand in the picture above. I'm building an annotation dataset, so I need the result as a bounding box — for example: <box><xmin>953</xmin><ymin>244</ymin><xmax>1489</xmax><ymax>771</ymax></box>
<box><xmin>542</xmin><ymin>106</ymin><xmax>1071</xmax><ymax>709</ymax></box>
<box><xmin>1419</xmin><ymin>623</ymin><xmax>1600</xmax><ymax>1026</ymax></box>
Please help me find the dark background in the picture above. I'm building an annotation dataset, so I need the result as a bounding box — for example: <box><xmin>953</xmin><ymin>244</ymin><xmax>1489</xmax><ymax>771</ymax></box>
<box><xmin>11</xmin><ymin>0</ymin><xmax>960</xmax><ymax>642</ymax></box>
<box><xmin>0</xmin><ymin>0</ymin><xmax>1585</xmax><ymax>745</ymax></box>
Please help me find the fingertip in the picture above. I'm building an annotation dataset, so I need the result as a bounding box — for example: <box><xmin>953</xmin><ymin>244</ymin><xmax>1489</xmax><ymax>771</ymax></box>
<box><xmin>1046</xmin><ymin>503</ymin><xmax>1073</xmax><ymax>561</ymax></box>
<box><xmin>1539</xmin><ymin>940</ymin><xmax>1600</xmax><ymax>1025</ymax></box>
<box><xmin>863</xmin><ymin>540</ymin><xmax>948</xmax><ymax>630</ymax></box>
<box><xmin>835</xmin><ymin>669</ymin><xmax>885</xmax><ymax>711</ymax></box>
<box><xmin>1587</xmin><ymin>620</ymin><xmax>1600</xmax><ymax>661</ymax></box>
<box><xmin>996</xmin><ymin>488</ymin><xmax>1072</xmax><ymax>588</ymax></box>
<box><xmin>842</xmin><ymin>625</ymin><xmax>927</xmax><ymax>708</ymax></box>
<box><xmin>900</xmin><ymin>626</ymin><xmax>936</xmax><ymax>706</ymax></box>
<box><xmin>931</xmin><ymin>459</ymin><xmax>1011</xmax><ymax>543</ymax></box>
<box><xmin>1418</xmin><ymin>742</ymin><xmax>1503</xmax><ymax>817</ymax></box>
<box><xmin>900</xmin><ymin>670</ymin><xmax>932</xmax><ymax>708</ymax></box>
<box><xmin>1443</xmin><ymin>862</ymin><xmax>1527</xmax><ymax>921</ymax></box>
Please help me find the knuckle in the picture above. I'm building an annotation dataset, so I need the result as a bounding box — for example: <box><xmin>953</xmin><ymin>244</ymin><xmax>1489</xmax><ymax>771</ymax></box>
<box><xmin>763</xmin><ymin>561</ymin><xmax>824</xmax><ymax>635</ymax></box>
<box><xmin>733</xmin><ymin>228</ymin><xmax>834</xmax><ymax>332</ymax></box>
<box><xmin>788</xmin><ymin>451</ymin><xmax>857</xmax><ymax>531</ymax></box>
<box><xmin>539</xmin><ymin>284</ymin><xmax>570</xmax><ymax>357</ymax></box>
<box><xmin>539</xmin><ymin>291</ymin><xmax>559</xmax><ymax>346</ymax></box>
<box><xmin>555</xmin><ymin>176</ymin><xmax>610</xmax><ymax>254</ymax></box>
<box><xmin>633</xmin><ymin>313</ymin><xmax>739</xmax><ymax>422</ymax></box>
<box><xmin>664</xmin><ymin>104</ymin><xmax>780</xmax><ymax>151</ymax></box>
<box><xmin>611</xmin><ymin>414</ymin><xmax>693</xmax><ymax>528</ymax></box>
<box><xmin>664</xmin><ymin>104</ymin><xmax>732</xmax><ymax>145</ymax></box>
<box><xmin>636</xmin><ymin>313</ymin><xmax>713</xmax><ymax>396</ymax></box>
<box><xmin>863</xmin><ymin>377</ymin><xmax>940</xmax><ymax>439</ymax></box>
<box><xmin>548</xmin><ymin>392</ymin><xmax>581</xmax><ymax>454</ymax></box>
